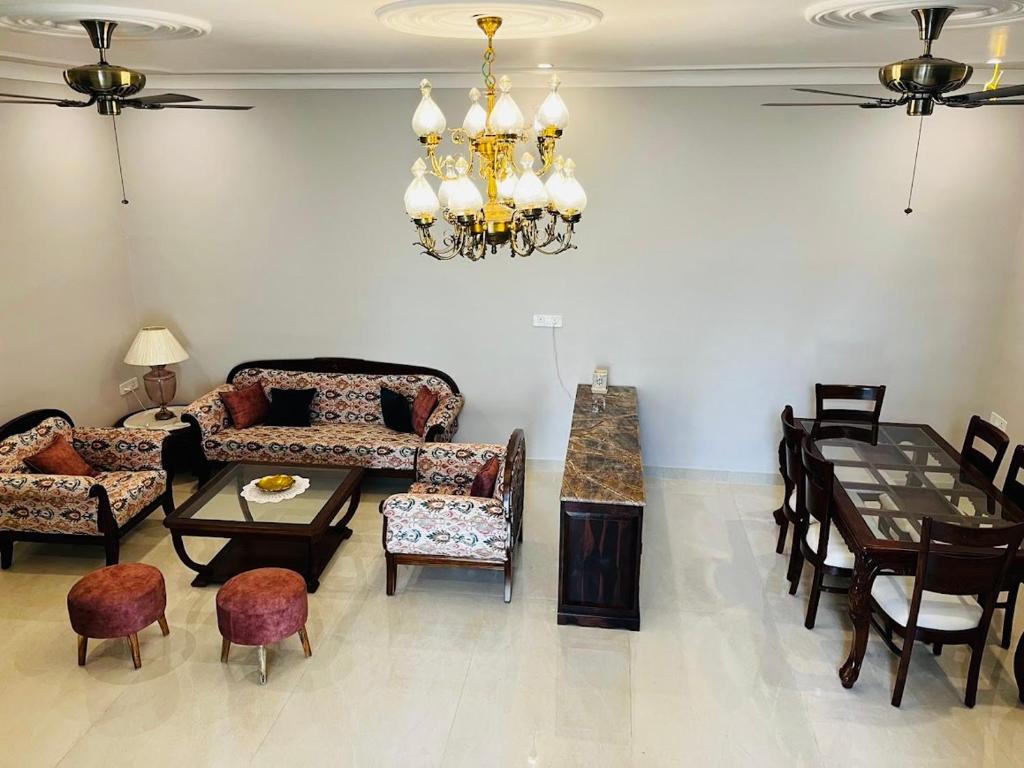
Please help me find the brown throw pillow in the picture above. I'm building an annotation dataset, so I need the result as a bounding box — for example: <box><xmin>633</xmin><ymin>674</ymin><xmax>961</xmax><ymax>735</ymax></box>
<box><xmin>411</xmin><ymin>386</ymin><xmax>439</xmax><ymax>437</ymax></box>
<box><xmin>25</xmin><ymin>435</ymin><xmax>97</xmax><ymax>476</ymax></box>
<box><xmin>470</xmin><ymin>456</ymin><xmax>500</xmax><ymax>498</ymax></box>
<box><xmin>220</xmin><ymin>381</ymin><xmax>270</xmax><ymax>429</ymax></box>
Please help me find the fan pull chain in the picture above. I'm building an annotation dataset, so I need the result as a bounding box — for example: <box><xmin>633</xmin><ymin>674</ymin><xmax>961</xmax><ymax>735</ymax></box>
<box><xmin>904</xmin><ymin>115</ymin><xmax>924</xmax><ymax>215</ymax></box>
<box><xmin>111</xmin><ymin>114</ymin><xmax>129</xmax><ymax>205</ymax></box>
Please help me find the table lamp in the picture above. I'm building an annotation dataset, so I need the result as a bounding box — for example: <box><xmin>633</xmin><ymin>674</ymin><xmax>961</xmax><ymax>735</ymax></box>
<box><xmin>123</xmin><ymin>326</ymin><xmax>189</xmax><ymax>420</ymax></box>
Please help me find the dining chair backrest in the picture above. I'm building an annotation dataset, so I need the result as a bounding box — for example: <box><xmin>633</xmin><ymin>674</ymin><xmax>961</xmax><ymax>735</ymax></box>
<box><xmin>801</xmin><ymin>436</ymin><xmax>835</xmax><ymax>532</ymax></box>
<box><xmin>814</xmin><ymin>384</ymin><xmax>886</xmax><ymax>426</ymax></box>
<box><xmin>1003</xmin><ymin>445</ymin><xmax>1024</xmax><ymax>512</ymax></box>
<box><xmin>961</xmin><ymin>415</ymin><xmax>1009</xmax><ymax>483</ymax></box>
<box><xmin>911</xmin><ymin>518</ymin><xmax>1024</xmax><ymax>604</ymax></box>
<box><xmin>781</xmin><ymin>405</ymin><xmax>804</xmax><ymax>493</ymax></box>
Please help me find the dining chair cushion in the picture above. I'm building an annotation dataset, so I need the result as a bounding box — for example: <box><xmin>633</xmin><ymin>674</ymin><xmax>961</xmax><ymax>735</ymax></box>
<box><xmin>870</xmin><ymin>575</ymin><xmax>983</xmax><ymax>632</ymax></box>
<box><xmin>787</xmin><ymin>489</ymin><xmax>796</xmax><ymax>510</ymax></box>
<box><xmin>805</xmin><ymin>520</ymin><xmax>855</xmax><ymax>569</ymax></box>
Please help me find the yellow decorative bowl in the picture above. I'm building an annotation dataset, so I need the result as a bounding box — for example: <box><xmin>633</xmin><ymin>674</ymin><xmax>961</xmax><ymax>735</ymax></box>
<box><xmin>256</xmin><ymin>474</ymin><xmax>295</xmax><ymax>493</ymax></box>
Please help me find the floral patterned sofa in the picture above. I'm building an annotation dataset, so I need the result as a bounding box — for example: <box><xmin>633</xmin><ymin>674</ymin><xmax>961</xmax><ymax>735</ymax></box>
<box><xmin>0</xmin><ymin>409</ymin><xmax>172</xmax><ymax>569</ymax></box>
<box><xmin>381</xmin><ymin>429</ymin><xmax>526</xmax><ymax>602</ymax></box>
<box><xmin>184</xmin><ymin>358</ymin><xmax>464</xmax><ymax>481</ymax></box>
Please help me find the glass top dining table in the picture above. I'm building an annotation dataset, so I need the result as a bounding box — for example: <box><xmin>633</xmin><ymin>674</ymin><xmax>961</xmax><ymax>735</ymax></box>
<box><xmin>796</xmin><ymin>419</ymin><xmax>1024</xmax><ymax>695</ymax></box>
<box><xmin>799</xmin><ymin>420</ymin><xmax>1021</xmax><ymax>541</ymax></box>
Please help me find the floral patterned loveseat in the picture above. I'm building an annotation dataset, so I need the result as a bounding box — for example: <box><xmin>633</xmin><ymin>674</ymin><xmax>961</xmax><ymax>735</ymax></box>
<box><xmin>381</xmin><ymin>429</ymin><xmax>526</xmax><ymax>602</ymax></box>
<box><xmin>0</xmin><ymin>409</ymin><xmax>172</xmax><ymax>569</ymax></box>
<box><xmin>184</xmin><ymin>358</ymin><xmax>464</xmax><ymax>481</ymax></box>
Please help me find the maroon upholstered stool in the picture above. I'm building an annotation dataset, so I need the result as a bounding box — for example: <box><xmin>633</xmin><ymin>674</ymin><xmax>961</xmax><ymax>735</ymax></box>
<box><xmin>216</xmin><ymin>568</ymin><xmax>311</xmax><ymax>685</ymax></box>
<box><xmin>67</xmin><ymin>563</ymin><xmax>169</xmax><ymax>669</ymax></box>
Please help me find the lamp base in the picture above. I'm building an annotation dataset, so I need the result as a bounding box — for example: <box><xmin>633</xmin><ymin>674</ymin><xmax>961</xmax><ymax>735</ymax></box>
<box><xmin>143</xmin><ymin>365</ymin><xmax>177</xmax><ymax>420</ymax></box>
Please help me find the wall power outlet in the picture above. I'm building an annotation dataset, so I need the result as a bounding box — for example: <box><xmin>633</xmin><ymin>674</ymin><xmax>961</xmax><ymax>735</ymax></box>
<box><xmin>533</xmin><ymin>314</ymin><xmax>563</xmax><ymax>328</ymax></box>
<box><xmin>119</xmin><ymin>377</ymin><xmax>139</xmax><ymax>396</ymax></box>
<box><xmin>990</xmin><ymin>411</ymin><xmax>1009</xmax><ymax>432</ymax></box>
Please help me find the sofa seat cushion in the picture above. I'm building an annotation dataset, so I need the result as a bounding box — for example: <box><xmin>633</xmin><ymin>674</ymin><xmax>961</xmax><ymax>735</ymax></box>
<box><xmin>383</xmin><ymin>494</ymin><xmax>508</xmax><ymax>561</ymax></box>
<box><xmin>98</xmin><ymin>471</ymin><xmax>166</xmax><ymax>527</ymax></box>
<box><xmin>201</xmin><ymin>424</ymin><xmax>422</xmax><ymax>471</ymax></box>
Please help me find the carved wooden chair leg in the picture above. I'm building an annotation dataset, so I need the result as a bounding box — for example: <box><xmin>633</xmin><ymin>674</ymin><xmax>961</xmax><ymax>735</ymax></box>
<box><xmin>804</xmin><ymin>569</ymin><xmax>824</xmax><ymax>629</ymax></box>
<box><xmin>220</xmin><ymin>638</ymin><xmax>230</xmax><ymax>663</ymax></box>
<box><xmin>385</xmin><ymin>553</ymin><xmax>397</xmax><ymax>596</ymax></box>
<box><xmin>257</xmin><ymin>645</ymin><xmax>268</xmax><ymax>685</ymax></box>
<box><xmin>127</xmin><ymin>633</ymin><xmax>142</xmax><ymax>670</ymax></box>
<box><xmin>932</xmin><ymin>643</ymin><xmax>943</xmax><ymax>656</ymax></box>
<box><xmin>77</xmin><ymin>635</ymin><xmax>88</xmax><ymax>667</ymax></box>
<box><xmin>0</xmin><ymin>535</ymin><xmax>12</xmax><ymax>570</ymax></box>
<box><xmin>775</xmin><ymin>518</ymin><xmax>790</xmax><ymax>555</ymax></box>
<box><xmin>787</xmin><ymin>540</ymin><xmax>804</xmax><ymax>596</ymax></box>
<box><xmin>103</xmin><ymin>534</ymin><xmax>120</xmax><ymax>566</ymax></box>
<box><xmin>298</xmin><ymin>626</ymin><xmax>312</xmax><ymax>658</ymax></box>
<box><xmin>157</xmin><ymin>614</ymin><xmax>170</xmax><ymax>636</ymax></box>
<box><xmin>503</xmin><ymin>560</ymin><xmax>513</xmax><ymax>604</ymax></box>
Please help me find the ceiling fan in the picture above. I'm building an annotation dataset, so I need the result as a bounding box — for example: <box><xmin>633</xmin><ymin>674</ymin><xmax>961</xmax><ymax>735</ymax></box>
<box><xmin>0</xmin><ymin>19</ymin><xmax>252</xmax><ymax>204</ymax></box>
<box><xmin>763</xmin><ymin>6</ymin><xmax>1024</xmax><ymax>213</ymax></box>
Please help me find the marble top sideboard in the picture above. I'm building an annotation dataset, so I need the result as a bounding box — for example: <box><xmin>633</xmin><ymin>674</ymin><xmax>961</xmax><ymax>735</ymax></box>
<box><xmin>560</xmin><ymin>385</ymin><xmax>645</xmax><ymax>507</ymax></box>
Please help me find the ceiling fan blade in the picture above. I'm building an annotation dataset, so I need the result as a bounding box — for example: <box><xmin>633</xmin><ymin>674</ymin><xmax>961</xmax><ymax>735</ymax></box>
<box><xmin>128</xmin><ymin>93</ymin><xmax>202</xmax><ymax>105</ymax></box>
<box><xmin>958</xmin><ymin>99</ymin><xmax>1024</xmax><ymax>105</ymax></box>
<box><xmin>159</xmin><ymin>104</ymin><xmax>253</xmax><ymax>110</ymax></box>
<box><xmin>793</xmin><ymin>87</ymin><xmax>886</xmax><ymax>101</ymax></box>
<box><xmin>762</xmin><ymin>102</ymin><xmax>877</xmax><ymax>106</ymax></box>
<box><xmin>0</xmin><ymin>99</ymin><xmax>63</xmax><ymax>105</ymax></box>
<box><xmin>0</xmin><ymin>91</ymin><xmax>67</xmax><ymax>102</ymax></box>
<box><xmin>947</xmin><ymin>84</ymin><xmax>1024</xmax><ymax>103</ymax></box>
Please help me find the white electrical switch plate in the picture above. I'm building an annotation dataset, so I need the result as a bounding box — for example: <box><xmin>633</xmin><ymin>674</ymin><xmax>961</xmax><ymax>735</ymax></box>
<box><xmin>119</xmin><ymin>377</ymin><xmax>139</xmax><ymax>396</ymax></box>
<box><xmin>990</xmin><ymin>411</ymin><xmax>1008</xmax><ymax>432</ymax></box>
<box><xmin>533</xmin><ymin>314</ymin><xmax>563</xmax><ymax>328</ymax></box>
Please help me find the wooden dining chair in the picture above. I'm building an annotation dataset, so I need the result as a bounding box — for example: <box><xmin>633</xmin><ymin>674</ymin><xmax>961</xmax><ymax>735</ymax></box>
<box><xmin>774</xmin><ymin>406</ymin><xmax>798</xmax><ymax>555</ymax></box>
<box><xmin>994</xmin><ymin>445</ymin><xmax>1024</xmax><ymax>649</ymax></box>
<box><xmin>869</xmin><ymin>517</ymin><xmax>1024</xmax><ymax>708</ymax></box>
<box><xmin>796</xmin><ymin>436</ymin><xmax>855</xmax><ymax>629</ymax></box>
<box><xmin>778</xmin><ymin>406</ymin><xmax>809</xmax><ymax>590</ymax></box>
<box><xmin>814</xmin><ymin>384</ymin><xmax>886</xmax><ymax>439</ymax></box>
<box><xmin>960</xmin><ymin>415</ymin><xmax>1009</xmax><ymax>483</ymax></box>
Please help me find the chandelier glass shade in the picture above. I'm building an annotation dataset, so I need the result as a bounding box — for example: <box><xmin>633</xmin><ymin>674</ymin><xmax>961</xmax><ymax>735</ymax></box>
<box><xmin>403</xmin><ymin>15</ymin><xmax>585</xmax><ymax>261</ymax></box>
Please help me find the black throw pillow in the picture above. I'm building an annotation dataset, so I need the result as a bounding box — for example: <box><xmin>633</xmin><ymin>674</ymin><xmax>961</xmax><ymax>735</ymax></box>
<box><xmin>265</xmin><ymin>388</ymin><xmax>316</xmax><ymax>427</ymax></box>
<box><xmin>380</xmin><ymin>387</ymin><xmax>413</xmax><ymax>433</ymax></box>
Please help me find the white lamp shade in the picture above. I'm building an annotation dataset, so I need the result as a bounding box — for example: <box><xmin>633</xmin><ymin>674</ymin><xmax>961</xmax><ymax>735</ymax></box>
<box><xmin>124</xmin><ymin>327</ymin><xmax>189</xmax><ymax>366</ymax></box>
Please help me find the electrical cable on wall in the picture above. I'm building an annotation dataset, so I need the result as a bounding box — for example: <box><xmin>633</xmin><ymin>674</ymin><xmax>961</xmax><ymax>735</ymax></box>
<box><xmin>551</xmin><ymin>326</ymin><xmax>572</xmax><ymax>399</ymax></box>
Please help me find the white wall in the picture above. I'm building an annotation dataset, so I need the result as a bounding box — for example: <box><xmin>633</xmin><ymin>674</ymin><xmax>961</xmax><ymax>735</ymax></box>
<box><xmin>0</xmin><ymin>80</ymin><xmax>140</xmax><ymax>428</ymax></box>
<box><xmin>5</xmin><ymin>83</ymin><xmax>1023</xmax><ymax>470</ymax></box>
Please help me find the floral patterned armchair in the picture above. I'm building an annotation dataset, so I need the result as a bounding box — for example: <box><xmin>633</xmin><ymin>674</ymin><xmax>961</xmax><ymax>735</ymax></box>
<box><xmin>0</xmin><ymin>409</ymin><xmax>172</xmax><ymax>569</ymax></box>
<box><xmin>381</xmin><ymin>429</ymin><xmax>526</xmax><ymax>602</ymax></box>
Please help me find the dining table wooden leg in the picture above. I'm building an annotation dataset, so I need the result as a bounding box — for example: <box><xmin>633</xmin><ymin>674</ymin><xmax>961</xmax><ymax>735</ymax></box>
<box><xmin>840</xmin><ymin>553</ymin><xmax>880</xmax><ymax>689</ymax></box>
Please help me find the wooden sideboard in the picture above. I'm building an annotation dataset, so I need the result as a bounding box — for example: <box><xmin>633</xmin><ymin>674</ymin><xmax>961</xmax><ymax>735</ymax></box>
<box><xmin>557</xmin><ymin>385</ymin><xmax>645</xmax><ymax>631</ymax></box>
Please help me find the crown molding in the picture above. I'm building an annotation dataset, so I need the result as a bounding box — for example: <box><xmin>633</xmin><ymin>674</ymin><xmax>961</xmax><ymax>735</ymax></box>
<box><xmin>0</xmin><ymin>56</ymin><xmax>1016</xmax><ymax>90</ymax></box>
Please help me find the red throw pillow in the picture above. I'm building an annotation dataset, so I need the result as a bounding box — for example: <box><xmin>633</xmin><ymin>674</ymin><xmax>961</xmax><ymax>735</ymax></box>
<box><xmin>470</xmin><ymin>456</ymin><xmax>500</xmax><ymax>498</ymax></box>
<box><xmin>25</xmin><ymin>435</ymin><xmax>97</xmax><ymax>476</ymax></box>
<box><xmin>220</xmin><ymin>381</ymin><xmax>270</xmax><ymax>429</ymax></box>
<box><xmin>411</xmin><ymin>386</ymin><xmax>439</xmax><ymax>437</ymax></box>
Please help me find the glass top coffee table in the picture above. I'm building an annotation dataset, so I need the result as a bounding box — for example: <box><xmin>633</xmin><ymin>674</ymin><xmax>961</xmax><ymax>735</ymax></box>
<box><xmin>165</xmin><ymin>462</ymin><xmax>365</xmax><ymax>592</ymax></box>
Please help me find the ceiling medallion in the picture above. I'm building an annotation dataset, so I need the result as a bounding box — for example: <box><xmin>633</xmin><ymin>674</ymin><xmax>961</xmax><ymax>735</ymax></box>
<box><xmin>403</xmin><ymin>15</ymin><xmax>585</xmax><ymax>261</ymax></box>
<box><xmin>806</xmin><ymin>1</ymin><xmax>1024</xmax><ymax>29</ymax></box>
<box><xmin>376</xmin><ymin>0</ymin><xmax>602</xmax><ymax>39</ymax></box>
<box><xmin>0</xmin><ymin>3</ymin><xmax>209</xmax><ymax>40</ymax></box>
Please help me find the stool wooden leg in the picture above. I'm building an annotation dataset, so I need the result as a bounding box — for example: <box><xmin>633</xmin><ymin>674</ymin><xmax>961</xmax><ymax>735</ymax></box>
<box><xmin>298</xmin><ymin>626</ymin><xmax>312</xmax><ymax>658</ymax></box>
<box><xmin>127</xmin><ymin>633</ymin><xmax>142</xmax><ymax>670</ymax></box>
<box><xmin>77</xmin><ymin>635</ymin><xmax>88</xmax><ymax>667</ymax></box>
<box><xmin>257</xmin><ymin>645</ymin><xmax>267</xmax><ymax>685</ymax></box>
<box><xmin>157</xmin><ymin>614</ymin><xmax>170</xmax><ymax>636</ymax></box>
<box><xmin>385</xmin><ymin>553</ymin><xmax>397</xmax><ymax>596</ymax></box>
<box><xmin>220</xmin><ymin>638</ymin><xmax>230</xmax><ymax>663</ymax></box>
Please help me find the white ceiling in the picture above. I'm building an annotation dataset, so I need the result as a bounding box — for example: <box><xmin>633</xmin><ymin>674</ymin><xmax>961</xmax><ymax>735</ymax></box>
<box><xmin>0</xmin><ymin>0</ymin><xmax>1021</xmax><ymax>87</ymax></box>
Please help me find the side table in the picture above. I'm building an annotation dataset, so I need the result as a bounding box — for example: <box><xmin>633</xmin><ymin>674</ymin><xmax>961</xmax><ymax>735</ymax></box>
<box><xmin>115</xmin><ymin>406</ymin><xmax>200</xmax><ymax>480</ymax></box>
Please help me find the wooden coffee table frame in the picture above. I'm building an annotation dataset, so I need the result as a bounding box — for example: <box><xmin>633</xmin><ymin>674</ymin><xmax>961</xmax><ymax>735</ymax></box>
<box><xmin>165</xmin><ymin>461</ymin><xmax>364</xmax><ymax>592</ymax></box>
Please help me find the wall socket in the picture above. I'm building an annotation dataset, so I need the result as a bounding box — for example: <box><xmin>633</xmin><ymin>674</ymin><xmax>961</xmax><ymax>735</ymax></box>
<box><xmin>990</xmin><ymin>411</ymin><xmax>1009</xmax><ymax>432</ymax></box>
<box><xmin>533</xmin><ymin>314</ymin><xmax>563</xmax><ymax>328</ymax></box>
<box><xmin>119</xmin><ymin>377</ymin><xmax>139</xmax><ymax>396</ymax></box>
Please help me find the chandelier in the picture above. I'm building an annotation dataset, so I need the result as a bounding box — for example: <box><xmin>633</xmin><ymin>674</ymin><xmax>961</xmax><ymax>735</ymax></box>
<box><xmin>402</xmin><ymin>15</ymin><xmax>586</xmax><ymax>261</ymax></box>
